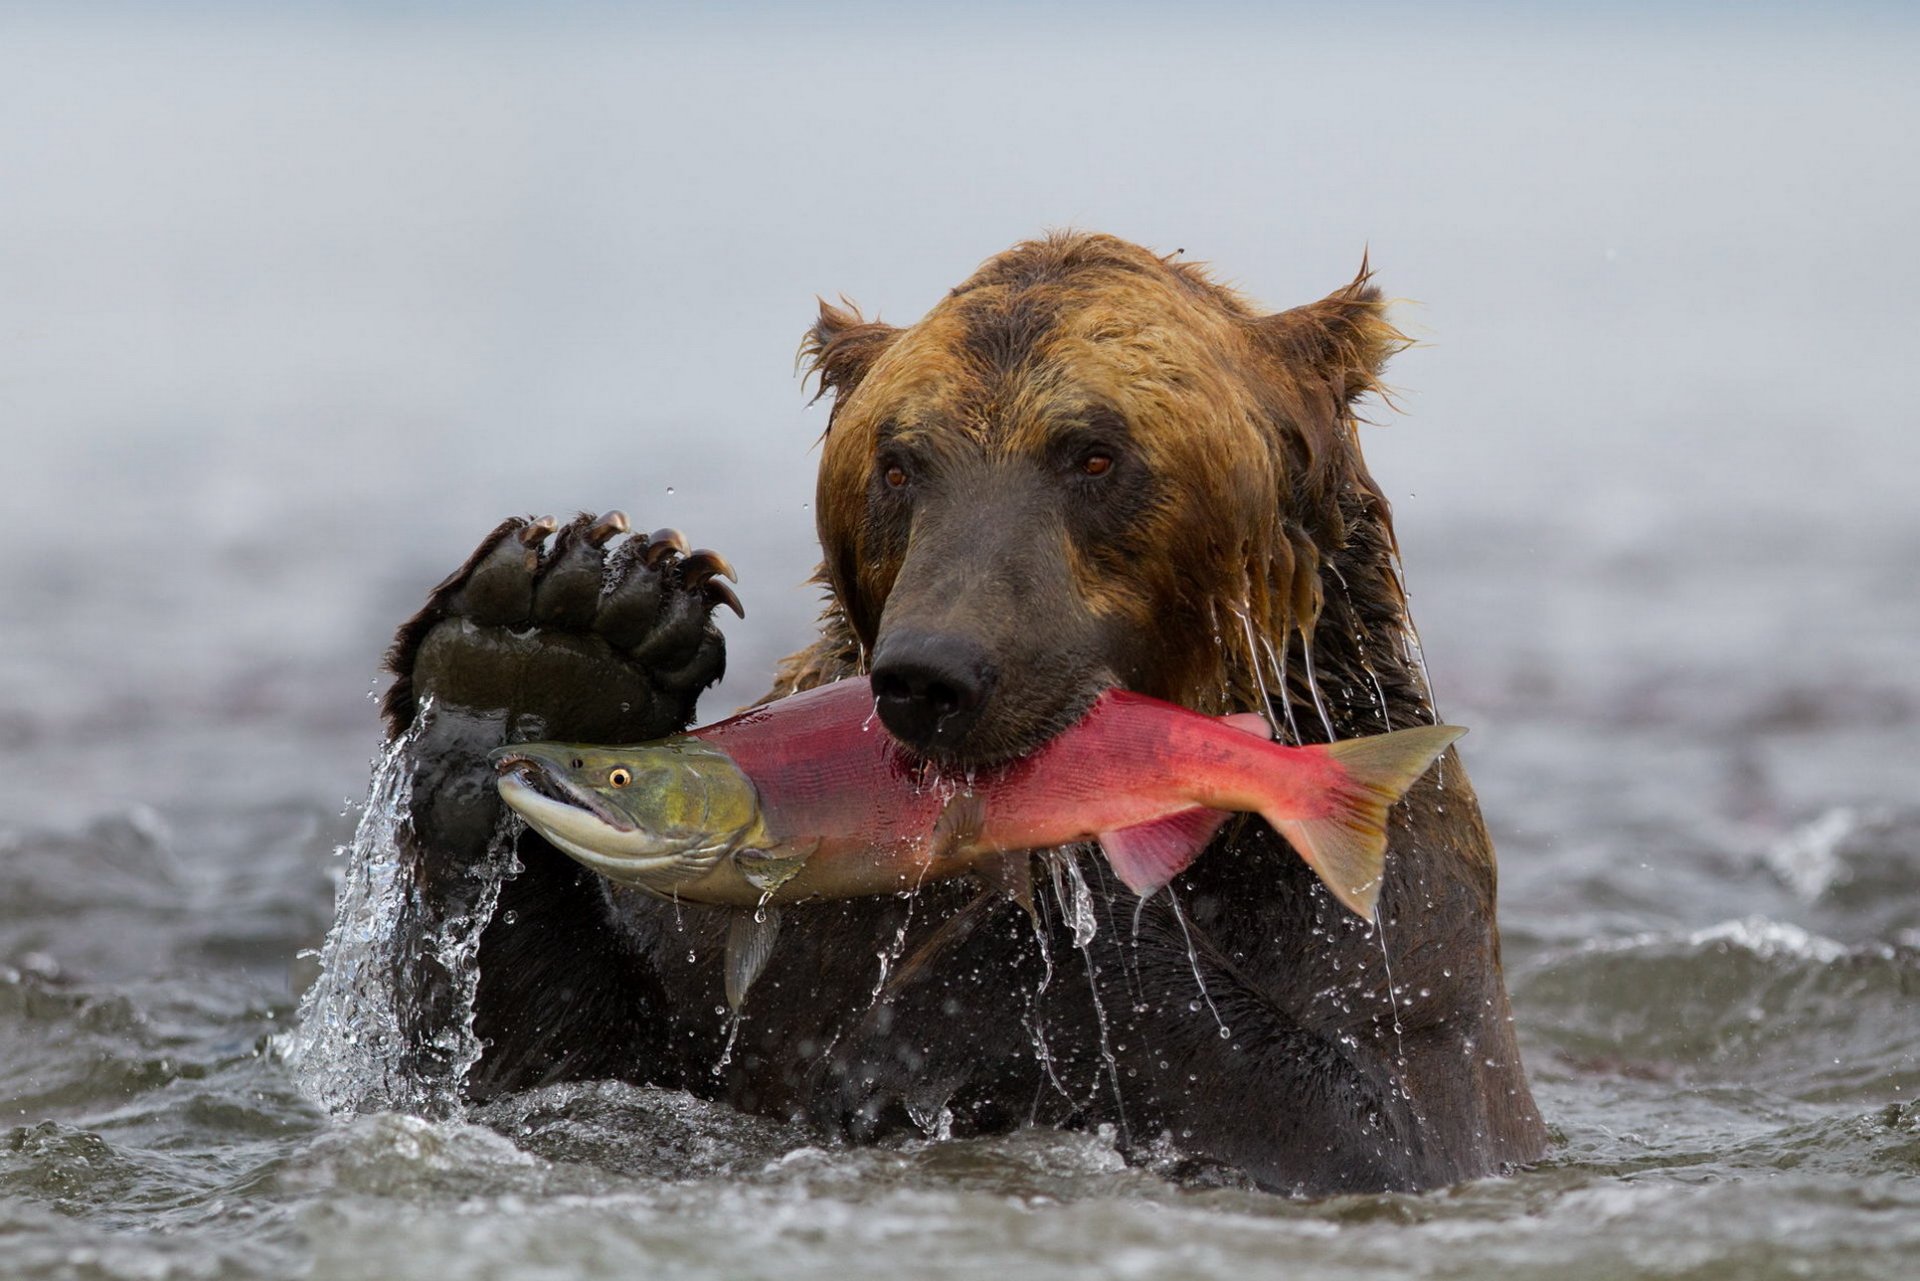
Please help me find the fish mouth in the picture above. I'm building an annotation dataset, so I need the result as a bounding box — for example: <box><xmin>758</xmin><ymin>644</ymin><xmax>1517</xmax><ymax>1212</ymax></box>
<box><xmin>491</xmin><ymin>753</ymin><xmax>637</xmax><ymax>834</ymax></box>
<box><xmin>491</xmin><ymin>752</ymin><xmax>732</xmax><ymax>892</ymax></box>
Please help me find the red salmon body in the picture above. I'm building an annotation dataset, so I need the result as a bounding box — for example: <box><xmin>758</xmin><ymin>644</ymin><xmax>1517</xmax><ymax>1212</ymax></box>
<box><xmin>693</xmin><ymin>676</ymin><xmax>1461</xmax><ymax>916</ymax></box>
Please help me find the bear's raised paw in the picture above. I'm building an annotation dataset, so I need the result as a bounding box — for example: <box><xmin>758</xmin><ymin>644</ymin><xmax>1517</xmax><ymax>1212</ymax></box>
<box><xmin>381</xmin><ymin>511</ymin><xmax>737</xmax><ymax>747</ymax></box>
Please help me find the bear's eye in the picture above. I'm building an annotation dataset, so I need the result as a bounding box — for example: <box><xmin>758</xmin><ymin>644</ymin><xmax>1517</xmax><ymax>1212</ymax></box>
<box><xmin>884</xmin><ymin>464</ymin><xmax>908</xmax><ymax>488</ymax></box>
<box><xmin>1081</xmin><ymin>452</ymin><xmax>1113</xmax><ymax>477</ymax></box>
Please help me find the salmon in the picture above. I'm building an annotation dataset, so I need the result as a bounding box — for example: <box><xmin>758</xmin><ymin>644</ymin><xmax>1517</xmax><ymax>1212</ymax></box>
<box><xmin>493</xmin><ymin>677</ymin><xmax>1461</xmax><ymax>1004</ymax></box>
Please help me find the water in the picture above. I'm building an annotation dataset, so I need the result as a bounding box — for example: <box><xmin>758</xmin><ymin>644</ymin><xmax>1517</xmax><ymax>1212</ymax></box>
<box><xmin>3</xmin><ymin>4</ymin><xmax>1918</xmax><ymax>1278</ymax></box>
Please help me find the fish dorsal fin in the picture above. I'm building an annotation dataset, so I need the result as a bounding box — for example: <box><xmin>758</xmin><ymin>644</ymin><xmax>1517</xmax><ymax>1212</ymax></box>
<box><xmin>724</xmin><ymin>906</ymin><xmax>782</xmax><ymax>1010</ymax></box>
<box><xmin>974</xmin><ymin>850</ymin><xmax>1036</xmax><ymax>921</ymax></box>
<box><xmin>1098</xmin><ymin>808</ymin><xmax>1232</xmax><ymax>896</ymax></box>
<box><xmin>1221</xmin><ymin>712</ymin><xmax>1276</xmax><ymax>740</ymax></box>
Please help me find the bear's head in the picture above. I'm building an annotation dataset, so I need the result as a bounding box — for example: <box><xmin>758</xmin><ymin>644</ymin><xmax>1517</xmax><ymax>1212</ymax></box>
<box><xmin>804</xmin><ymin>232</ymin><xmax>1412</xmax><ymax>765</ymax></box>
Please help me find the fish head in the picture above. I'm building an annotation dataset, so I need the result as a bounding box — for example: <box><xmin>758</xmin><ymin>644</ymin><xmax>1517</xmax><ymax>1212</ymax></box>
<box><xmin>489</xmin><ymin>738</ymin><xmax>761</xmax><ymax>892</ymax></box>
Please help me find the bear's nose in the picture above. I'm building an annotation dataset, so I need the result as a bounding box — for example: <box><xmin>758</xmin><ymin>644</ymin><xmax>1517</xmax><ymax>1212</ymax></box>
<box><xmin>869</xmin><ymin>631</ymin><xmax>997</xmax><ymax>754</ymax></box>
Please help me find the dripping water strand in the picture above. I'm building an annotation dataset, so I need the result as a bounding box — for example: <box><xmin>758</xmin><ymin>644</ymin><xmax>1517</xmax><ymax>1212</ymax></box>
<box><xmin>1048</xmin><ymin>852</ymin><xmax>1129</xmax><ymax>1144</ymax></box>
<box><xmin>1259</xmin><ymin>634</ymin><xmax>1304</xmax><ymax>746</ymax></box>
<box><xmin>801</xmin><ymin>853</ymin><xmax>940</xmax><ymax>1090</ymax></box>
<box><xmin>869</xmin><ymin>840</ymin><xmax>938</xmax><ymax>1002</ymax></box>
<box><xmin>1166</xmin><ymin>889</ymin><xmax>1230</xmax><ymax>1040</ymax></box>
<box><xmin>1387</xmin><ymin>547</ymin><xmax>1440</xmax><ymax>723</ymax></box>
<box><xmin>1021</xmin><ymin>876</ymin><xmax>1075</xmax><ymax>1109</ymax></box>
<box><xmin>1299</xmin><ymin>631</ymin><xmax>1338</xmax><ymax>742</ymax></box>
<box><xmin>1231</xmin><ymin>601</ymin><xmax>1282</xmax><ymax>737</ymax></box>
<box><xmin>710</xmin><ymin>888</ymin><xmax>777</xmax><ymax>1075</ymax></box>
<box><xmin>714</xmin><ymin>1005</ymin><xmax>745</xmax><ymax>1074</ymax></box>
<box><xmin>1076</xmin><ymin>932</ymin><xmax>1131</xmax><ymax>1150</ymax></box>
<box><xmin>1371</xmin><ymin>903</ymin><xmax>1408</xmax><ymax>1080</ymax></box>
<box><xmin>1326</xmin><ymin>561</ymin><xmax>1393</xmax><ymax>732</ymax></box>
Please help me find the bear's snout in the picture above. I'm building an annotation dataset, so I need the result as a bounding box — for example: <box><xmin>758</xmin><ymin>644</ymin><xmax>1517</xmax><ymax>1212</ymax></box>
<box><xmin>869</xmin><ymin>630</ymin><xmax>998</xmax><ymax>753</ymax></box>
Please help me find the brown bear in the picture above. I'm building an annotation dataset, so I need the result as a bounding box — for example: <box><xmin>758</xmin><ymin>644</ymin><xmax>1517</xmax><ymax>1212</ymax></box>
<box><xmin>379</xmin><ymin>231</ymin><xmax>1547</xmax><ymax>1194</ymax></box>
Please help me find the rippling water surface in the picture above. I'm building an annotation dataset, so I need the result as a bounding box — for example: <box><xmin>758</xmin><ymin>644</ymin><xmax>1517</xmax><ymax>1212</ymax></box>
<box><xmin>3</xmin><ymin>5</ymin><xmax>1917</xmax><ymax>1278</ymax></box>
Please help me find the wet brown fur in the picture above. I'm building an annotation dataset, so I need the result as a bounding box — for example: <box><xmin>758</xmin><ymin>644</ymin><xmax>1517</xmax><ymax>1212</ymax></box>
<box><xmin>397</xmin><ymin>232</ymin><xmax>1549</xmax><ymax>1193</ymax></box>
<box><xmin>762</xmin><ymin>232</ymin><xmax>1548</xmax><ymax>1184</ymax></box>
<box><xmin>779</xmin><ymin>232</ymin><xmax>1424</xmax><ymax>743</ymax></box>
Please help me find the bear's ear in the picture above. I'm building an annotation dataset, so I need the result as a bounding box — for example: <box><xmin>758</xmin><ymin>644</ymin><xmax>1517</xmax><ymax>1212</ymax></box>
<box><xmin>800</xmin><ymin>297</ymin><xmax>902</xmax><ymax>408</ymax></box>
<box><xmin>1254</xmin><ymin>257</ymin><xmax>1410</xmax><ymax>411</ymax></box>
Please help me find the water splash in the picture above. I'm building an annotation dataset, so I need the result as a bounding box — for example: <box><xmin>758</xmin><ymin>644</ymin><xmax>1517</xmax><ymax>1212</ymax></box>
<box><xmin>281</xmin><ymin>706</ymin><xmax>521</xmax><ymax>1118</ymax></box>
<box><xmin>279</xmin><ymin>728</ymin><xmax>417</xmax><ymax>1113</ymax></box>
<box><xmin>1764</xmin><ymin>808</ymin><xmax>1858</xmax><ymax>901</ymax></box>
<box><xmin>1048</xmin><ymin>851</ymin><xmax>1099</xmax><ymax>950</ymax></box>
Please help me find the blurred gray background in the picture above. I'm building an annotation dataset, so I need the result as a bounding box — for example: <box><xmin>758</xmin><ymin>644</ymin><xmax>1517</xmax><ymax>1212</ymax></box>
<box><xmin>3</xmin><ymin>2</ymin><xmax>1915</xmax><ymax>840</ymax></box>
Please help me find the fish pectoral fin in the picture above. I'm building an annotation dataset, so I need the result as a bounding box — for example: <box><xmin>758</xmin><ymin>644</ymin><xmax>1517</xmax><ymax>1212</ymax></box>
<box><xmin>931</xmin><ymin>790</ymin><xmax>986</xmax><ymax>858</ymax></box>
<box><xmin>734</xmin><ymin>840</ymin><xmax>816</xmax><ymax>895</ymax></box>
<box><xmin>1098</xmin><ymin>808</ymin><xmax>1232</xmax><ymax>897</ymax></box>
<box><xmin>724</xmin><ymin>907</ymin><xmax>782</xmax><ymax>1010</ymax></box>
<box><xmin>973</xmin><ymin>851</ymin><xmax>1037</xmax><ymax>922</ymax></box>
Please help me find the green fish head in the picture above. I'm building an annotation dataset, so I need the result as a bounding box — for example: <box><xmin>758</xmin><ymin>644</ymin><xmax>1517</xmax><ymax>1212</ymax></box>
<box><xmin>490</xmin><ymin>738</ymin><xmax>761</xmax><ymax>892</ymax></box>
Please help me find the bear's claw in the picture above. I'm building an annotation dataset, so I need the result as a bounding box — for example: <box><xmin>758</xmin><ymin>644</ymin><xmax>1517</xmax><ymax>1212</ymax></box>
<box><xmin>642</xmin><ymin>528</ymin><xmax>690</xmax><ymax>567</ymax></box>
<box><xmin>679</xmin><ymin>548</ymin><xmax>737</xmax><ymax>587</ymax></box>
<box><xmin>381</xmin><ymin>510</ymin><xmax>735</xmax><ymax>743</ymax></box>
<box><xmin>586</xmin><ymin>509</ymin><xmax>630</xmax><ymax>546</ymax></box>
<box><xmin>703</xmin><ymin>579</ymin><xmax>747</xmax><ymax>619</ymax></box>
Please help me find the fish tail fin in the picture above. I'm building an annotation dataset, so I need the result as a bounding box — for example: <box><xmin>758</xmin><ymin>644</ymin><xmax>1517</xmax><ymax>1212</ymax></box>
<box><xmin>1267</xmin><ymin>725</ymin><xmax>1465</xmax><ymax>919</ymax></box>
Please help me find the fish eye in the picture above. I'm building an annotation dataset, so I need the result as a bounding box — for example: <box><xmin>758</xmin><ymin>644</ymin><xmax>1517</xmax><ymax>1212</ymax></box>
<box><xmin>608</xmin><ymin>767</ymin><xmax>633</xmax><ymax>788</ymax></box>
